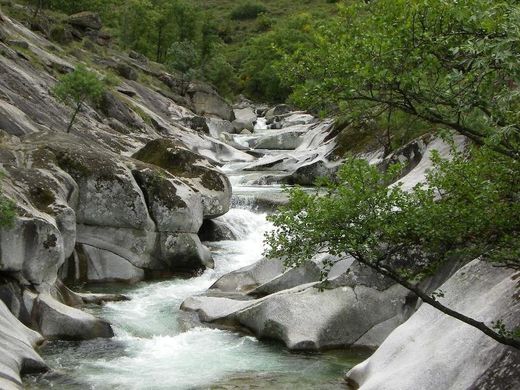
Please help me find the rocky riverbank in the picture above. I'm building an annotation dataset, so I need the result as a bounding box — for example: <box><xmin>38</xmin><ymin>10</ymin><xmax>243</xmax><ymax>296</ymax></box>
<box><xmin>0</xmin><ymin>4</ymin><xmax>518</xmax><ymax>390</ymax></box>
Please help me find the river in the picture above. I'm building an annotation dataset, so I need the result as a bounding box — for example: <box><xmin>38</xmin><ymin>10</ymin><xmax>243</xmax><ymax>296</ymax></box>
<box><xmin>27</xmin><ymin>117</ymin><xmax>367</xmax><ymax>389</ymax></box>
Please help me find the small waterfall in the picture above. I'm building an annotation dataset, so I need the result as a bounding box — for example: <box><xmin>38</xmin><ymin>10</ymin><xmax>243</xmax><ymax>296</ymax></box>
<box><xmin>212</xmin><ymin>208</ymin><xmax>271</xmax><ymax>241</ymax></box>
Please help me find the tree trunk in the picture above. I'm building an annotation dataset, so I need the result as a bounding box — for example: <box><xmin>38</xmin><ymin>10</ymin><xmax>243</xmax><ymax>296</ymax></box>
<box><xmin>66</xmin><ymin>102</ymin><xmax>82</xmax><ymax>133</ymax></box>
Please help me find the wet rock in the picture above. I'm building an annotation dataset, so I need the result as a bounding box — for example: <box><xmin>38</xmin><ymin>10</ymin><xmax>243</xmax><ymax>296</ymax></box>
<box><xmin>0</xmin><ymin>300</ymin><xmax>47</xmax><ymax>390</ymax></box>
<box><xmin>198</xmin><ymin>219</ymin><xmax>238</xmax><ymax>242</ymax></box>
<box><xmin>182</xmin><ymin>115</ymin><xmax>210</xmax><ymax>134</ymax></box>
<box><xmin>206</xmin><ymin>117</ymin><xmax>235</xmax><ymax>138</ymax></box>
<box><xmin>32</xmin><ymin>294</ymin><xmax>113</xmax><ymax>340</ymax></box>
<box><xmin>232</xmin><ymin>107</ymin><xmax>257</xmax><ymax>131</ymax></box>
<box><xmin>248</xmin><ymin>261</ymin><xmax>322</xmax><ymax>297</ymax></box>
<box><xmin>185</xmin><ymin>258</ymin><xmax>412</xmax><ymax>351</ymax></box>
<box><xmin>159</xmin><ymin>232</ymin><xmax>213</xmax><ymax>271</ymax></box>
<box><xmin>77</xmin><ymin>292</ymin><xmax>130</xmax><ymax>305</ymax></box>
<box><xmin>252</xmin><ymin>125</ymin><xmax>310</xmax><ymax>150</ymax></box>
<box><xmin>265</xmin><ymin>104</ymin><xmax>291</xmax><ymax>121</ymax></box>
<box><xmin>210</xmin><ymin>257</ymin><xmax>285</xmax><ymax>293</ymax></box>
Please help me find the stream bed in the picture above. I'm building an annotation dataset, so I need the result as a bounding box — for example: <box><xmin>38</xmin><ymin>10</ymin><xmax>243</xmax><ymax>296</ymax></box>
<box><xmin>26</xmin><ymin>206</ymin><xmax>368</xmax><ymax>389</ymax></box>
<box><xmin>27</xmin><ymin>112</ymin><xmax>369</xmax><ymax>389</ymax></box>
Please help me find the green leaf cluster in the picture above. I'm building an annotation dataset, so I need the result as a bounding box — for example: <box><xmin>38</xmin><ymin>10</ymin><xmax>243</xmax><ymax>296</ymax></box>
<box><xmin>265</xmin><ymin>146</ymin><xmax>520</xmax><ymax>277</ymax></box>
<box><xmin>278</xmin><ymin>0</ymin><xmax>520</xmax><ymax>157</ymax></box>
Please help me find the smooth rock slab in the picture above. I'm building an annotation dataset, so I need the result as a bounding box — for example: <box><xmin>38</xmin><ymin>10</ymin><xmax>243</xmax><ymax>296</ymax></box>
<box><xmin>32</xmin><ymin>294</ymin><xmax>114</xmax><ymax>340</ymax></box>
<box><xmin>346</xmin><ymin>259</ymin><xmax>520</xmax><ymax>390</ymax></box>
<box><xmin>232</xmin><ymin>283</ymin><xmax>409</xmax><ymax>351</ymax></box>
<box><xmin>210</xmin><ymin>257</ymin><xmax>285</xmax><ymax>293</ymax></box>
<box><xmin>80</xmin><ymin>244</ymin><xmax>145</xmax><ymax>283</ymax></box>
<box><xmin>0</xmin><ymin>300</ymin><xmax>46</xmax><ymax>390</ymax></box>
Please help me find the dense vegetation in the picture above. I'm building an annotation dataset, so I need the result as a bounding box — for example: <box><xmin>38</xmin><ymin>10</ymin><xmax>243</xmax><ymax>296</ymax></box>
<box><xmin>21</xmin><ymin>0</ymin><xmax>338</xmax><ymax>100</ymax></box>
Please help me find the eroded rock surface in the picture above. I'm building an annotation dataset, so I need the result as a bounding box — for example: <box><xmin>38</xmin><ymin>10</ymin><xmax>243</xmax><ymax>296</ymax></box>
<box><xmin>345</xmin><ymin>260</ymin><xmax>520</xmax><ymax>390</ymax></box>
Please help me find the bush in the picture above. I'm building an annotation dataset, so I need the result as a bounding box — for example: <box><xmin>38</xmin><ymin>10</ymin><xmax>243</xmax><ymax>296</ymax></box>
<box><xmin>53</xmin><ymin>64</ymin><xmax>105</xmax><ymax>132</ymax></box>
<box><xmin>230</xmin><ymin>2</ymin><xmax>268</xmax><ymax>20</ymax></box>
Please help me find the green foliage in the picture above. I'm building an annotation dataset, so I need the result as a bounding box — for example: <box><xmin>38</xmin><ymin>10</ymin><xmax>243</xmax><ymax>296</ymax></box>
<box><xmin>280</xmin><ymin>0</ymin><xmax>520</xmax><ymax>158</ymax></box>
<box><xmin>230</xmin><ymin>2</ymin><xmax>268</xmax><ymax>20</ymax></box>
<box><xmin>236</xmin><ymin>13</ymin><xmax>317</xmax><ymax>102</ymax></box>
<box><xmin>266</xmin><ymin>146</ymin><xmax>520</xmax><ymax>276</ymax></box>
<box><xmin>167</xmin><ymin>41</ymin><xmax>200</xmax><ymax>76</ymax></box>
<box><xmin>53</xmin><ymin>64</ymin><xmax>105</xmax><ymax>132</ymax></box>
<box><xmin>0</xmin><ymin>197</ymin><xmax>15</xmax><ymax>228</ymax></box>
<box><xmin>0</xmin><ymin>174</ymin><xmax>15</xmax><ymax>229</ymax></box>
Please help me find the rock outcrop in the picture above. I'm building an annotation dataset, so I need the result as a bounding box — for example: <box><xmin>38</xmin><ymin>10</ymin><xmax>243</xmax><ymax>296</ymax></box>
<box><xmin>0</xmin><ymin>6</ymin><xmax>249</xmax><ymax>386</ymax></box>
<box><xmin>182</xmin><ymin>258</ymin><xmax>414</xmax><ymax>351</ymax></box>
<box><xmin>345</xmin><ymin>260</ymin><xmax>520</xmax><ymax>390</ymax></box>
<box><xmin>0</xmin><ymin>300</ymin><xmax>47</xmax><ymax>390</ymax></box>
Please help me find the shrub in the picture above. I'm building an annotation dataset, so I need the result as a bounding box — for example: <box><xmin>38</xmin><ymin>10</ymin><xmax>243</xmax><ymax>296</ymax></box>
<box><xmin>230</xmin><ymin>2</ymin><xmax>268</xmax><ymax>20</ymax></box>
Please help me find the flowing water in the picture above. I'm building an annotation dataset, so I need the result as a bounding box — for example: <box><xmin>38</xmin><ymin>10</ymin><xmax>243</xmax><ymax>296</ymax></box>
<box><xmin>27</xmin><ymin>119</ymin><xmax>368</xmax><ymax>389</ymax></box>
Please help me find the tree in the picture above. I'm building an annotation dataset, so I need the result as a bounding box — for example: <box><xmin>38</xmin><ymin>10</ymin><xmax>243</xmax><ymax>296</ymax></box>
<box><xmin>53</xmin><ymin>65</ymin><xmax>105</xmax><ymax>133</ymax></box>
<box><xmin>0</xmin><ymin>174</ymin><xmax>15</xmax><ymax>229</ymax></box>
<box><xmin>280</xmin><ymin>0</ymin><xmax>520</xmax><ymax>158</ymax></box>
<box><xmin>236</xmin><ymin>13</ymin><xmax>317</xmax><ymax>103</ymax></box>
<box><xmin>265</xmin><ymin>147</ymin><xmax>520</xmax><ymax>349</ymax></box>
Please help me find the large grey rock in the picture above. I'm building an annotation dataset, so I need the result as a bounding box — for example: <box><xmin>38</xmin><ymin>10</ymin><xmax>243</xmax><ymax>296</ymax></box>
<box><xmin>252</xmin><ymin>125</ymin><xmax>311</xmax><ymax>150</ymax></box>
<box><xmin>280</xmin><ymin>113</ymin><xmax>315</xmax><ymax>127</ymax></box>
<box><xmin>132</xmin><ymin>165</ymin><xmax>203</xmax><ymax>233</ymax></box>
<box><xmin>231</xmin><ymin>281</ymin><xmax>409</xmax><ymax>351</ymax></box>
<box><xmin>77</xmin><ymin>244</ymin><xmax>145</xmax><ymax>283</ymax></box>
<box><xmin>210</xmin><ymin>257</ymin><xmax>285</xmax><ymax>293</ymax></box>
<box><xmin>0</xmin><ymin>300</ymin><xmax>47</xmax><ymax>390</ymax></box>
<box><xmin>265</xmin><ymin>104</ymin><xmax>291</xmax><ymax>121</ymax></box>
<box><xmin>185</xmin><ymin>260</ymin><xmax>412</xmax><ymax>351</ymax></box>
<box><xmin>232</xmin><ymin>107</ymin><xmax>257</xmax><ymax>132</ymax></box>
<box><xmin>100</xmin><ymin>91</ymin><xmax>145</xmax><ymax>129</ymax></box>
<box><xmin>206</xmin><ymin>117</ymin><xmax>235</xmax><ymax>138</ymax></box>
<box><xmin>0</xmin><ymin>215</ymin><xmax>65</xmax><ymax>285</ymax></box>
<box><xmin>345</xmin><ymin>260</ymin><xmax>520</xmax><ymax>390</ymax></box>
<box><xmin>159</xmin><ymin>232</ymin><xmax>213</xmax><ymax>271</ymax></box>
<box><xmin>198</xmin><ymin>219</ymin><xmax>238</xmax><ymax>242</ymax></box>
<box><xmin>182</xmin><ymin>116</ymin><xmax>210</xmax><ymax>134</ymax></box>
<box><xmin>0</xmin><ymin>100</ymin><xmax>39</xmax><ymax>135</ymax></box>
<box><xmin>181</xmin><ymin>296</ymin><xmax>252</xmax><ymax>323</ymax></box>
<box><xmin>32</xmin><ymin>293</ymin><xmax>114</xmax><ymax>340</ymax></box>
<box><xmin>67</xmin><ymin>12</ymin><xmax>102</xmax><ymax>31</ymax></box>
<box><xmin>133</xmin><ymin>138</ymin><xmax>232</xmax><ymax>219</ymax></box>
<box><xmin>248</xmin><ymin>261</ymin><xmax>322</xmax><ymax>297</ymax></box>
<box><xmin>189</xmin><ymin>85</ymin><xmax>234</xmax><ymax>121</ymax></box>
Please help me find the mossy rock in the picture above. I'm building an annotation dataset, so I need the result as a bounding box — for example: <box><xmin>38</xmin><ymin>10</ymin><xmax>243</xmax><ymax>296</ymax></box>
<box><xmin>49</xmin><ymin>24</ymin><xmax>74</xmax><ymax>45</ymax></box>
<box><xmin>132</xmin><ymin>139</ymin><xmax>225</xmax><ymax>192</ymax></box>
